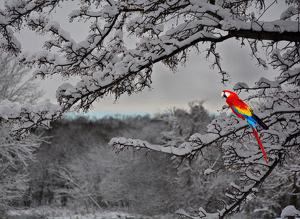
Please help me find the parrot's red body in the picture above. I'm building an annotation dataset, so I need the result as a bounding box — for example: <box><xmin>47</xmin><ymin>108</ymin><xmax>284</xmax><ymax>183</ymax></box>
<box><xmin>221</xmin><ymin>90</ymin><xmax>269</xmax><ymax>163</ymax></box>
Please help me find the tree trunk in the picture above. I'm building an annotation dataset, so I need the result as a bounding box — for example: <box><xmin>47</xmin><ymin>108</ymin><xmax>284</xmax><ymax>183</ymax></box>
<box><xmin>289</xmin><ymin>173</ymin><xmax>300</xmax><ymax>209</ymax></box>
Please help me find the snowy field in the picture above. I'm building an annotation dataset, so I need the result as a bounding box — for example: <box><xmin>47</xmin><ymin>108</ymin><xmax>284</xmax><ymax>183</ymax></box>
<box><xmin>7</xmin><ymin>206</ymin><xmax>172</xmax><ymax>219</ymax></box>
<box><xmin>6</xmin><ymin>206</ymin><xmax>300</xmax><ymax>219</ymax></box>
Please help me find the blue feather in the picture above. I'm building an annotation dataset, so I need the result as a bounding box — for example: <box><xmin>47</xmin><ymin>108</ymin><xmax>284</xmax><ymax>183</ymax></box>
<box><xmin>232</xmin><ymin>106</ymin><xmax>258</xmax><ymax>130</ymax></box>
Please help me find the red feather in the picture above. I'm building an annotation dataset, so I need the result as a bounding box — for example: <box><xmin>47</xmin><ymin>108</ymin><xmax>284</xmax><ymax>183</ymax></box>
<box><xmin>252</xmin><ymin>126</ymin><xmax>268</xmax><ymax>164</ymax></box>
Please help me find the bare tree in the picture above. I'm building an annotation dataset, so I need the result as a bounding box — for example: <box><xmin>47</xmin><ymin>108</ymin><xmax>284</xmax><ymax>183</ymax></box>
<box><xmin>0</xmin><ymin>51</ymin><xmax>44</xmax><ymax>104</ymax></box>
<box><xmin>0</xmin><ymin>0</ymin><xmax>300</xmax><ymax>217</ymax></box>
<box><xmin>0</xmin><ymin>125</ymin><xmax>44</xmax><ymax>215</ymax></box>
<box><xmin>0</xmin><ymin>51</ymin><xmax>45</xmax><ymax>215</ymax></box>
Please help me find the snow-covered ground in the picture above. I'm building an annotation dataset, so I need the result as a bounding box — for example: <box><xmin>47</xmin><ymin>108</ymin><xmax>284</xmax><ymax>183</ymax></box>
<box><xmin>7</xmin><ymin>206</ymin><xmax>300</xmax><ymax>219</ymax></box>
<box><xmin>7</xmin><ymin>206</ymin><xmax>173</xmax><ymax>219</ymax></box>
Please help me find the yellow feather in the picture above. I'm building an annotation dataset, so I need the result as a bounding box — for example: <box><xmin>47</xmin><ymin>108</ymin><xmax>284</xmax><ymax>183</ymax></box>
<box><xmin>234</xmin><ymin>106</ymin><xmax>252</xmax><ymax>117</ymax></box>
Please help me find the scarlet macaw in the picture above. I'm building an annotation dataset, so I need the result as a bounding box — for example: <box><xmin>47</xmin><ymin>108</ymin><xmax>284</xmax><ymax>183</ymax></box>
<box><xmin>221</xmin><ymin>90</ymin><xmax>269</xmax><ymax>163</ymax></box>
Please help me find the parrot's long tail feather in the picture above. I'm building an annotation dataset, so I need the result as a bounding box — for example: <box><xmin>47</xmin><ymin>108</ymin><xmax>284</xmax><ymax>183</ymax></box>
<box><xmin>252</xmin><ymin>126</ymin><xmax>268</xmax><ymax>163</ymax></box>
<box><xmin>252</xmin><ymin>113</ymin><xmax>269</xmax><ymax>130</ymax></box>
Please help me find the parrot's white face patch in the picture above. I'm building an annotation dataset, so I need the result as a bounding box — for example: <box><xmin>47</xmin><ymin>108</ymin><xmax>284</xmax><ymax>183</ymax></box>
<box><xmin>221</xmin><ymin>91</ymin><xmax>231</xmax><ymax>98</ymax></box>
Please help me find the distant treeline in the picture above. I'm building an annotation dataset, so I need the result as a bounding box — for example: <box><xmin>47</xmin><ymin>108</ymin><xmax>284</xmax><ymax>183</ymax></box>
<box><xmin>6</xmin><ymin>102</ymin><xmax>298</xmax><ymax>218</ymax></box>
<box><xmin>23</xmin><ymin>102</ymin><xmax>220</xmax><ymax>216</ymax></box>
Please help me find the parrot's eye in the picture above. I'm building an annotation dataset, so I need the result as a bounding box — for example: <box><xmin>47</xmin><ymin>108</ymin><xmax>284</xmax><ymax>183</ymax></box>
<box><xmin>221</xmin><ymin>92</ymin><xmax>230</xmax><ymax>98</ymax></box>
<box><xmin>221</xmin><ymin>92</ymin><xmax>226</xmax><ymax>98</ymax></box>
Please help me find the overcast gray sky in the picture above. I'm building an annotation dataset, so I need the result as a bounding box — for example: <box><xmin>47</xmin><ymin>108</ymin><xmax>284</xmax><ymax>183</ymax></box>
<box><xmin>11</xmin><ymin>0</ymin><xmax>284</xmax><ymax>117</ymax></box>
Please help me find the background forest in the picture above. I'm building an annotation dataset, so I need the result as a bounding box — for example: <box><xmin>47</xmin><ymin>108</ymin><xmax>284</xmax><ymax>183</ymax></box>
<box><xmin>19</xmin><ymin>102</ymin><xmax>218</xmax><ymax>216</ymax></box>
<box><xmin>1</xmin><ymin>102</ymin><xmax>299</xmax><ymax>219</ymax></box>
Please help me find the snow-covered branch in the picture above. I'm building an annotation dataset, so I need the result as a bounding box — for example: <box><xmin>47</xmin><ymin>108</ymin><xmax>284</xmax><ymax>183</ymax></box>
<box><xmin>0</xmin><ymin>99</ymin><xmax>62</xmax><ymax>137</ymax></box>
<box><xmin>110</xmin><ymin>105</ymin><xmax>299</xmax><ymax>159</ymax></box>
<box><xmin>175</xmin><ymin>155</ymin><xmax>281</xmax><ymax>219</ymax></box>
<box><xmin>0</xmin><ymin>0</ymin><xmax>61</xmax><ymax>54</ymax></box>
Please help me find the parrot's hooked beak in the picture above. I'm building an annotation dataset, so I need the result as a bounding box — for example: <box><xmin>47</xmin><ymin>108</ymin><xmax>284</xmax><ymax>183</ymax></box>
<box><xmin>221</xmin><ymin>92</ymin><xmax>227</xmax><ymax>98</ymax></box>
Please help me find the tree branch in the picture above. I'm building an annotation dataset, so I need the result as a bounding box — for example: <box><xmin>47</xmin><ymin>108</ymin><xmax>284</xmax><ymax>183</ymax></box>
<box><xmin>220</xmin><ymin>154</ymin><xmax>281</xmax><ymax>218</ymax></box>
<box><xmin>229</xmin><ymin>29</ymin><xmax>300</xmax><ymax>42</ymax></box>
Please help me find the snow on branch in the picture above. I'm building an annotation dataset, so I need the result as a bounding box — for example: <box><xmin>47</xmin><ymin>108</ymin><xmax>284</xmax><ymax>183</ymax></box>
<box><xmin>0</xmin><ymin>99</ymin><xmax>62</xmax><ymax>137</ymax></box>
<box><xmin>110</xmin><ymin>133</ymin><xmax>206</xmax><ymax>157</ymax></box>
<box><xmin>238</xmin><ymin>41</ymin><xmax>300</xmax><ymax>89</ymax></box>
<box><xmin>0</xmin><ymin>0</ymin><xmax>61</xmax><ymax>54</ymax></box>
<box><xmin>175</xmin><ymin>155</ymin><xmax>281</xmax><ymax>219</ymax></box>
<box><xmin>110</xmin><ymin>109</ymin><xmax>294</xmax><ymax>161</ymax></box>
<box><xmin>280</xmin><ymin>6</ymin><xmax>299</xmax><ymax>20</ymax></box>
<box><xmin>281</xmin><ymin>205</ymin><xmax>300</xmax><ymax>219</ymax></box>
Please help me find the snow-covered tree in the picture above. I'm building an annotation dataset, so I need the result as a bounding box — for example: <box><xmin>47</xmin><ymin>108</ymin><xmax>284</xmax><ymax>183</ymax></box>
<box><xmin>0</xmin><ymin>51</ymin><xmax>44</xmax><ymax>104</ymax></box>
<box><xmin>0</xmin><ymin>126</ymin><xmax>42</xmax><ymax>215</ymax></box>
<box><xmin>1</xmin><ymin>0</ymin><xmax>300</xmax><ymax>218</ymax></box>
<box><xmin>0</xmin><ymin>53</ymin><xmax>45</xmax><ymax>215</ymax></box>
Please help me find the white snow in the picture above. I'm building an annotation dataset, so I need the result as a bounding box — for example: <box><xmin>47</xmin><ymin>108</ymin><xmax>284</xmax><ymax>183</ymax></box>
<box><xmin>280</xmin><ymin>6</ymin><xmax>298</xmax><ymax>20</ymax></box>
<box><xmin>204</xmin><ymin>168</ymin><xmax>215</xmax><ymax>175</ymax></box>
<box><xmin>233</xmin><ymin>82</ymin><xmax>249</xmax><ymax>90</ymax></box>
<box><xmin>281</xmin><ymin>205</ymin><xmax>300</xmax><ymax>219</ymax></box>
<box><xmin>256</xmin><ymin>77</ymin><xmax>280</xmax><ymax>88</ymax></box>
<box><xmin>7</xmin><ymin>206</ymin><xmax>158</xmax><ymax>219</ymax></box>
